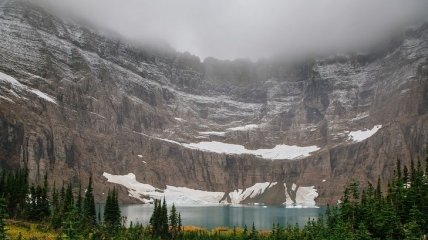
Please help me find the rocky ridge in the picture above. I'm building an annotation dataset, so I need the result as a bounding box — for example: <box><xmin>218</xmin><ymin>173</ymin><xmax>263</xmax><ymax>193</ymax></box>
<box><xmin>0</xmin><ymin>0</ymin><xmax>428</xmax><ymax>205</ymax></box>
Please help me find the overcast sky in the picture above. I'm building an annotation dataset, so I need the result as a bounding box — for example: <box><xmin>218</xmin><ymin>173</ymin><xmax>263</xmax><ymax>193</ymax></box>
<box><xmin>37</xmin><ymin>0</ymin><xmax>428</xmax><ymax>60</ymax></box>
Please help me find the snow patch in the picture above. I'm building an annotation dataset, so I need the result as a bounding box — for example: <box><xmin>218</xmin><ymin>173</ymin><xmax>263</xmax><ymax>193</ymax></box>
<box><xmin>228</xmin><ymin>182</ymin><xmax>277</xmax><ymax>204</ymax></box>
<box><xmin>0</xmin><ymin>71</ymin><xmax>23</xmax><ymax>87</ymax></box>
<box><xmin>104</xmin><ymin>173</ymin><xmax>283</xmax><ymax>205</ymax></box>
<box><xmin>174</xmin><ymin>117</ymin><xmax>185</xmax><ymax>122</ymax></box>
<box><xmin>103</xmin><ymin>172</ymin><xmax>223</xmax><ymax>205</ymax></box>
<box><xmin>227</xmin><ymin>124</ymin><xmax>258</xmax><ymax>131</ymax></box>
<box><xmin>29</xmin><ymin>89</ymin><xmax>57</xmax><ymax>104</ymax></box>
<box><xmin>103</xmin><ymin>173</ymin><xmax>156</xmax><ymax>203</ymax></box>
<box><xmin>0</xmin><ymin>95</ymin><xmax>15</xmax><ymax>103</ymax></box>
<box><xmin>295</xmin><ymin>186</ymin><xmax>318</xmax><ymax>207</ymax></box>
<box><xmin>137</xmin><ymin>155</ymin><xmax>143</xmax><ymax>158</ymax></box>
<box><xmin>182</xmin><ymin>141</ymin><xmax>319</xmax><ymax>160</ymax></box>
<box><xmin>199</xmin><ymin>131</ymin><xmax>226</xmax><ymax>137</ymax></box>
<box><xmin>348</xmin><ymin>125</ymin><xmax>382</xmax><ymax>142</ymax></box>
<box><xmin>351</xmin><ymin>113</ymin><xmax>369</xmax><ymax>121</ymax></box>
<box><xmin>291</xmin><ymin>183</ymin><xmax>297</xmax><ymax>191</ymax></box>
<box><xmin>283</xmin><ymin>183</ymin><xmax>318</xmax><ymax>208</ymax></box>
<box><xmin>0</xmin><ymin>71</ymin><xmax>57</xmax><ymax>104</ymax></box>
<box><xmin>89</xmin><ymin>112</ymin><xmax>106</xmax><ymax>119</ymax></box>
<box><xmin>163</xmin><ymin>186</ymin><xmax>224</xmax><ymax>205</ymax></box>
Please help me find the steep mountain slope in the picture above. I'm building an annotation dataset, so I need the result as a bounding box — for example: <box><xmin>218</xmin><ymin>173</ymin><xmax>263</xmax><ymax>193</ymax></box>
<box><xmin>0</xmin><ymin>0</ymin><xmax>427</xmax><ymax>205</ymax></box>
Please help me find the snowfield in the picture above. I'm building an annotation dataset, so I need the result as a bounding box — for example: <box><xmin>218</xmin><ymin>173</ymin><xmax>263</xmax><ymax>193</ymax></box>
<box><xmin>228</xmin><ymin>182</ymin><xmax>277</xmax><ymax>204</ymax></box>
<box><xmin>348</xmin><ymin>125</ymin><xmax>382</xmax><ymax>142</ymax></box>
<box><xmin>0</xmin><ymin>71</ymin><xmax>57</xmax><ymax>104</ymax></box>
<box><xmin>103</xmin><ymin>173</ymin><xmax>157</xmax><ymax>203</ymax></box>
<box><xmin>103</xmin><ymin>173</ymin><xmax>318</xmax><ymax>207</ymax></box>
<box><xmin>284</xmin><ymin>183</ymin><xmax>319</xmax><ymax>208</ymax></box>
<box><xmin>103</xmin><ymin>172</ymin><xmax>224</xmax><ymax>205</ymax></box>
<box><xmin>183</xmin><ymin>141</ymin><xmax>320</xmax><ymax>160</ymax></box>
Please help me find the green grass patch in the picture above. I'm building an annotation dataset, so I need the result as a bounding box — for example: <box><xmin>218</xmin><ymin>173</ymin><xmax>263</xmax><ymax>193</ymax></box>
<box><xmin>6</xmin><ymin>219</ymin><xmax>57</xmax><ymax>240</ymax></box>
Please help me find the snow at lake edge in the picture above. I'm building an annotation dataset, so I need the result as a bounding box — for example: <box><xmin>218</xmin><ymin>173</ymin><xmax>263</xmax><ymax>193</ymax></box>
<box><xmin>284</xmin><ymin>183</ymin><xmax>319</xmax><ymax>208</ymax></box>
<box><xmin>103</xmin><ymin>173</ymin><xmax>318</xmax><ymax>207</ymax></box>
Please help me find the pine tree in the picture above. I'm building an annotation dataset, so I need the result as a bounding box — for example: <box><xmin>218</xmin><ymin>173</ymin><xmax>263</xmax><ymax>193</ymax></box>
<box><xmin>403</xmin><ymin>165</ymin><xmax>409</xmax><ymax>187</ymax></box>
<box><xmin>396</xmin><ymin>159</ymin><xmax>402</xmax><ymax>180</ymax></box>
<box><xmin>61</xmin><ymin>208</ymin><xmax>81</xmax><ymax>240</ymax></box>
<box><xmin>51</xmin><ymin>183</ymin><xmax>62</xmax><ymax>229</ymax></box>
<box><xmin>410</xmin><ymin>159</ymin><xmax>416</xmax><ymax>183</ymax></box>
<box><xmin>112</xmin><ymin>188</ymin><xmax>121</xmax><ymax>226</ymax></box>
<box><xmin>178</xmin><ymin>212</ymin><xmax>182</xmax><ymax>233</ymax></box>
<box><xmin>76</xmin><ymin>183</ymin><xmax>82</xmax><ymax>216</ymax></box>
<box><xmin>40</xmin><ymin>172</ymin><xmax>50</xmax><ymax>220</ymax></box>
<box><xmin>83</xmin><ymin>176</ymin><xmax>96</xmax><ymax>227</ymax></box>
<box><xmin>243</xmin><ymin>224</ymin><xmax>248</xmax><ymax>237</ymax></box>
<box><xmin>64</xmin><ymin>183</ymin><xmax>74</xmax><ymax>215</ymax></box>
<box><xmin>0</xmin><ymin>198</ymin><xmax>8</xmax><ymax>240</ymax></box>
<box><xmin>149</xmin><ymin>199</ymin><xmax>160</xmax><ymax>237</ymax></box>
<box><xmin>97</xmin><ymin>205</ymin><xmax>101</xmax><ymax>224</ymax></box>
<box><xmin>249</xmin><ymin>222</ymin><xmax>258</xmax><ymax>240</ymax></box>
<box><xmin>160</xmin><ymin>197</ymin><xmax>169</xmax><ymax>239</ymax></box>
<box><xmin>3</xmin><ymin>168</ymin><xmax>28</xmax><ymax>218</ymax></box>
<box><xmin>103</xmin><ymin>187</ymin><xmax>121</xmax><ymax>232</ymax></box>
<box><xmin>169</xmin><ymin>203</ymin><xmax>178</xmax><ymax>239</ymax></box>
<box><xmin>103</xmin><ymin>189</ymin><xmax>112</xmax><ymax>224</ymax></box>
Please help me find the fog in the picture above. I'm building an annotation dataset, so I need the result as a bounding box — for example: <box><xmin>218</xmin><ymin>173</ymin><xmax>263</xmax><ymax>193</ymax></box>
<box><xmin>35</xmin><ymin>0</ymin><xmax>428</xmax><ymax>60</ymax></box>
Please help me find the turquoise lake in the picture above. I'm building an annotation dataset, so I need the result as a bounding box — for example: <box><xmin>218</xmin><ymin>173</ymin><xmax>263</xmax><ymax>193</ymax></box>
<box><xmin>111</xmin><ymin>205</ymin><xmax>325</xmax><ymax>230</ymax></box>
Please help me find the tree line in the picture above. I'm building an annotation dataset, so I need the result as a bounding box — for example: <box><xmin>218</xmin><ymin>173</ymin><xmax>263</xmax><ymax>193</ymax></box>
<box><xmin>1</xmin><ymin>154</ymin><xmax>427</xmax><ymax>239</ymax></box>
<box><xmin>0</xmin><ymin>169</ymin><xmax>183</xmax><ymax>239</ymax></box>
<box><xmin>0</xmin><ymin>169</ymin><xmax>117</xmax><ymax>239</ymax></box>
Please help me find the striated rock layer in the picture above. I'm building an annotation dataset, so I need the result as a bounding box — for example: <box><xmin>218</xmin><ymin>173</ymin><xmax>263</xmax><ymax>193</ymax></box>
<box><xmin>0</xmin><ymin>0</ymin><xmax>427</xmax><ymax>205</ymax></box>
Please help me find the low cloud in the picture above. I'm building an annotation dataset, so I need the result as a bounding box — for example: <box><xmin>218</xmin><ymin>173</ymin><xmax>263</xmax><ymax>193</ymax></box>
<box><xmin>35</xmin><ymin>0</ymin><xmax>428</xmax><ymax>60</ymax></box>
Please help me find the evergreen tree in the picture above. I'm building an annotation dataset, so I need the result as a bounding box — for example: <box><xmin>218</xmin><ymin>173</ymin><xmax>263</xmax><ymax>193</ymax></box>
<box><xmin>3</xmin><ymin>168</ymin><xmax>28</xmax><ymax>218</ymax></box>
<box><xmin>40</xmin><ymin>172</ymin><xmax>50</xmax><ymax>220</ymax></box>
<box><xmin>178</xmin><ymin>212</ymin><xmax>182</xmax><ymax>233</ymax></box>
<box><xmin>249</xmin><ymin>222</ymin><xmax>258</xmax><ymax>240</ymax></box>
<box><xmin>51</xmin><ymin>183</ymin><xmax>62</xmax><ymax>229</ymax></box>
<box><xmin>403</xmin><ymin>165</ymin><xmax>409</xmax><ymax>187</ymax></box>
<box><xmin>243</xmin><ymin>224</ymin><xmax>248</xmax><ymax>237</ymax></box>
<box><xmin>97</xmin><ymin>205</ymin><xmax>101</xmax><ymax>224</ymax></box>
<box><xmin>169</xmin><ymin>203</ymin><xmax>178</xmax><ymax>239</ymax></box>
<box><xmin>64</xmin><ymin>183</ymin><xmax>74</xmax><ymax>215</ymax></box>
<box><xmin>83</xmin><ymin>176</ymin><xmax>96</xmax><ymax>227</ymax></box>
<box><xmin>149</xmin><ymin>199</ymin><xmax>160</xmax><ymax>237</ymax></box>
<box><xmin>76</xmin><ymin>183</ymin><xmax>82</xmax><ymax>216</ymax></box>
<box><xmin>103</xmin><ymin>187</ymin><xmax>121</xmax><ymax>233</ymax></box>
<box><xmin>0</xmin><ymin>198</ymin><xmax>8</xmax><ymax>240</ymax></box>
<box><xmin>60</xmin><ymin>208</ymin><xmax>81</xmax><ymax>240</ymax></box>
<box><xmin>161</xmin><ymin>197</ymin><xmax>169</xmax><ymax>238</ymax></box>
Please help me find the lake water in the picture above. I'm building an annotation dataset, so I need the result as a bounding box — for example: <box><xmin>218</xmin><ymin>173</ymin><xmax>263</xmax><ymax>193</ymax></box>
<box><xmin>110</xmin><ymin>205</ymin><xmax>325</xmax><ymax>230</ymax></box>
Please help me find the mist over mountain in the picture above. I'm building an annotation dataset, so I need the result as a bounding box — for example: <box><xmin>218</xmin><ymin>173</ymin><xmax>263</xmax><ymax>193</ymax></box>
<box><xmin>33</xmin><ymin>0</ymin><xmax>428</xmax><ymax>60</ymax></box>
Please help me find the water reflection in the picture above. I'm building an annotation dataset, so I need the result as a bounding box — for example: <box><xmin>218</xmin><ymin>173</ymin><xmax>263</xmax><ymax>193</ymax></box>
<box><xmin>99</xmin><ymin>205</ymin><xmax>324</xmax><ymax>230</ymax></box>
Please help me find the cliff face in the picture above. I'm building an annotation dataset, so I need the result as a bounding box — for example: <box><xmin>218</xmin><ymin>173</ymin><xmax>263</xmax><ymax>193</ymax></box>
<box><xmin>0</xmin><ymin>0</ymin><xmax>427</xmax><ymax>205</ymax></box>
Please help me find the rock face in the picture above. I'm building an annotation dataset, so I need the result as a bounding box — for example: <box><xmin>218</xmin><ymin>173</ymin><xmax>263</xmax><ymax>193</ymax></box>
<box><xmin>0</xmin><ymin>0</ymin><xmax>427</xmax><ymax>205</ymax></box>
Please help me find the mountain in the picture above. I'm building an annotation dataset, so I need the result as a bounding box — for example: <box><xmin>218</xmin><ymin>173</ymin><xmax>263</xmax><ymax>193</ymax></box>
<box><xmin>1</xmin><ymin>0</ymin><xmax>427</xmax><ymax>206</ymax></box>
